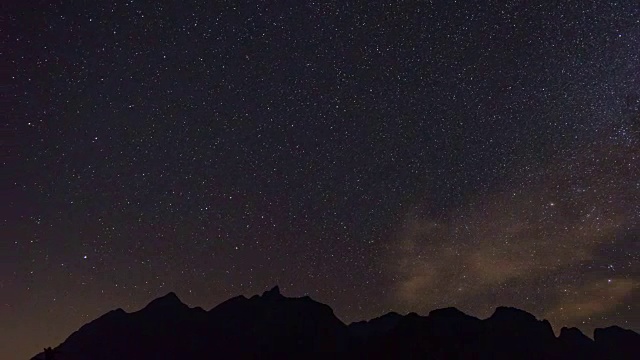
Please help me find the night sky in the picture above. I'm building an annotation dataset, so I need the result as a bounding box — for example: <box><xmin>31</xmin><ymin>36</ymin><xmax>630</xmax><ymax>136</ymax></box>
<box><xmin>3</xmin><ymin>1</ymin><xmax>639</xmax><ymax>359</ymax></box>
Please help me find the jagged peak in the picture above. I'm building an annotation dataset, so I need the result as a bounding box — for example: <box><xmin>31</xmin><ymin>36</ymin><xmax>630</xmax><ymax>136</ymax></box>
<box><xmin>560</xmin><ymin>327</ymin><xmax>586</xmax><ymax>337</ymax></box>
<box><xmin>486</xmin><ymin>307</ymin><xmax>555</xmax><ymax>339</ymax></box>
<box><xmin>157</xmin><ymin>291</ymin><xmax>181</xmax><ymax>302</ymax></box>
<box><xmin>262</xmin><ymin>285</ymin><xmax>284</xmax><ymax>300</ymax></box>
<box><xmin>429</xmin><ymin>307</ymin><xmax>468</xmax><ymax>318</ymax></box>
<box><xmin>142</xmin><ymin>292</ymin><xmax>186</xmax><ymax>311</ymax></box>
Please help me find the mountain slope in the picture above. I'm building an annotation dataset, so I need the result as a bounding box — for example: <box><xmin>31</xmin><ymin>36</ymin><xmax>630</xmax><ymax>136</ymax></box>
<box><xmin>31</xmin><ymin>287</ymin><xmax>639</xmax><ymax>360</ymax></box>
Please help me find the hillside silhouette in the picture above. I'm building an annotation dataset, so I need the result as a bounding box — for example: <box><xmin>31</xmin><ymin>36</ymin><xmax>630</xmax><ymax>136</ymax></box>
<box><xmin>31</xmin><ymin>286</ymin><xmax>638</xmax><ymax>360</ymax></box>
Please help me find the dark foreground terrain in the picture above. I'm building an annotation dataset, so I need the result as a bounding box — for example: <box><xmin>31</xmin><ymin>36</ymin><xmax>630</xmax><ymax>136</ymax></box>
<box><xmin>31</xmin><ymin>286</ymin><xmax>638</xmax><ymax>359</ymax></box>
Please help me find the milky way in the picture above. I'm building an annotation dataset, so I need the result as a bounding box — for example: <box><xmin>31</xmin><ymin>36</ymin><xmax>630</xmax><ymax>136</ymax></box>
<box><xmin>3</xmin><ymin>1</ymin><xmax>639</xmax><ymax>359</ymax></box>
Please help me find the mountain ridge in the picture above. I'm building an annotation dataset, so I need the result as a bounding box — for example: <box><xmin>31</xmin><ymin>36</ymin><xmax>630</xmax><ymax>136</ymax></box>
<box><xmin>31</xmin><ymin>287</ymin><xmax>639</xmax><ymax>360</ymax></box>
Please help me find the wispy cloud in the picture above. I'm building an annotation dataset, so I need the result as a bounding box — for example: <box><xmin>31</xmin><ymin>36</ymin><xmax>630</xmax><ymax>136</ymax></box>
<box><xmin>388</xmin><ymin>136</ymin><xmax>639</xmax><ymax>331</ymax></box>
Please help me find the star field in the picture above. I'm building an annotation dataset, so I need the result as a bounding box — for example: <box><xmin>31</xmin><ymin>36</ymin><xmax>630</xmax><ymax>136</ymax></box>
<box><xmin>3</xmin><ymin>1</ymin><xmax>639</xmax><ymax>359</ymax></box>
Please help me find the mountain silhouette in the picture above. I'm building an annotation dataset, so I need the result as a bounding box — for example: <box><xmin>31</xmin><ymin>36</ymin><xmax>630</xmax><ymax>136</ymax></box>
<box><xmin>31</xmin><ymin>286</ymin><xmax>639</xmax><ymax>360</ymax></box>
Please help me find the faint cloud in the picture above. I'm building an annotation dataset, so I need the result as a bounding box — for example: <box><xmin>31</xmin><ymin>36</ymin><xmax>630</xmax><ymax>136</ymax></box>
<box><xmin>388</xmin><ymin>136</ymin><xmax>639</xmax><ymax>327</ymax></box>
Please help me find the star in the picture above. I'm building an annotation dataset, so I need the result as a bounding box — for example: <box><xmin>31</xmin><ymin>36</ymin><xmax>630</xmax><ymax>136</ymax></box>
<box><xmin>3</xmin><ymin>2</ymin><xmax>639</xmax><ymax>359</ymax></box>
